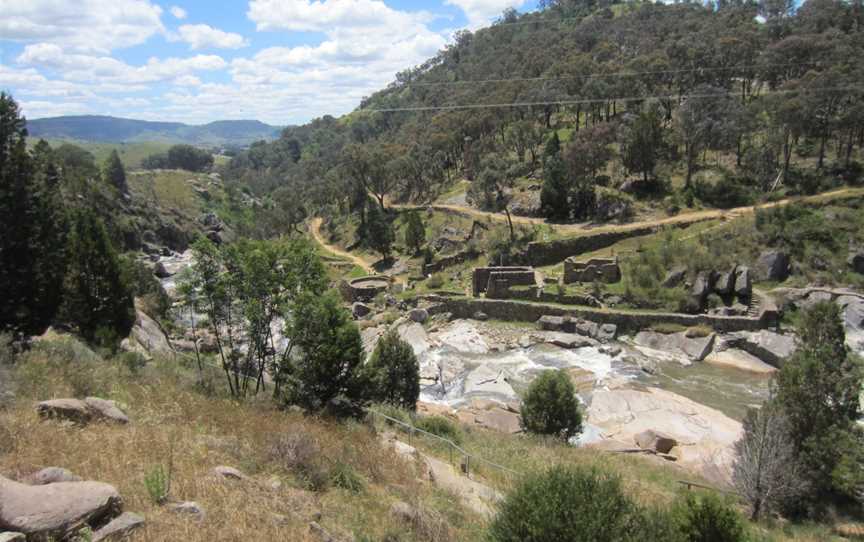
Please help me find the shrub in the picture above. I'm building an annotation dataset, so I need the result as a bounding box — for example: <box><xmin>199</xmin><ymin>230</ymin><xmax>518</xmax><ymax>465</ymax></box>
<box><xmin>415</xmin><ymin>415</ymin><xmax>463</xmax><ymax>445</ymax></box>
<box><xmin>269</xmin><ymin>432</ymin><xmax>330</xmax><ymax>491</ymax></box>
<box><xmin>671</xmin><ymin>493</ymin><xmax>748</xmax><ymax>542</ymax></box>
<box><xmin>488</xmin><ymin>466</ymin><xmax>637</xmax><ymax>542</ymax></box>
<box><xmin>426</xmin><ymin>273</ymin><xmax>445</xmax><ymax>289</ymax></box>
<box><xmin>0</xmin><ymin>332</ymin><xmax>14</xmax><ymax>366</ymax></box>
<box><xmin>144</xmin><ymin>464</ymin><xmax>171</xmax><ymax>504</ymax></box>
<box><xmin>364</xmin><ymin>331</ymin><xmax>420</xmax><ymax>410</ymax></box>
<box><xmin>520</xmin><ymin>370</ymin><xmax>582</xmax><ymax>441</ymax></box>
<box><xmin>330</xmin><ymin>462</ymin><xmax>365</xmax><ymax>493</ymax></box>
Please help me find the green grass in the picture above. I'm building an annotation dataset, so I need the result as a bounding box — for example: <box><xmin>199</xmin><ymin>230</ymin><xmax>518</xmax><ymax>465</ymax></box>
<box><xmin>29</xmin><ymin>138</ymin><xmax>174</xmax><ymax>169</ymax></box>
<box><xmin>128</xmin><ymin>170</ymin><xmax>202</xmax><ymax>214</ymax></box>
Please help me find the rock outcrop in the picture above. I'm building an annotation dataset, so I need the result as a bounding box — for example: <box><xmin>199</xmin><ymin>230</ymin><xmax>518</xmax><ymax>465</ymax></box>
<box><xmin>0</xmin><ymin>475</ymin><xmax>122</xmax><ymax>539</ymax></box>
<box><xmin>36</xmin><ymin>397</ymin><xmax>130</xmax><ymax>425</ymax></box>
<box><xmin>757</xmin><ymin>251</ymin><xmax>790</xmax><ymax>282</ymax></box>
<box><xmin>722</xmin><ymin>330</ymin><xmax>796</xmax><ymax>368</ymax></box>
<box><xmin>92</xmin><ymin>512</ymin><xmax>145</xmax><ymax>541</ymax></box>
<box><xmin>633</xmin><ymin>331</ymin><xmax>715</xmax><ymax>362</ymax></box>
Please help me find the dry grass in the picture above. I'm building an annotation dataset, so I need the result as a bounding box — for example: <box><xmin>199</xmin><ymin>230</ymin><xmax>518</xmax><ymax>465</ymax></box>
<box><xmin>0</xmin><ymin>342</ymin><xmax>485</xmax><ymax>542</ymax></box>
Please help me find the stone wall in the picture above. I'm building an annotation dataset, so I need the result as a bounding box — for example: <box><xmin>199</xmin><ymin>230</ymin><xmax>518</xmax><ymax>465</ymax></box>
<box><xmin>472</xmin><ymin>267</ymin><xmax>536</xmax><ymax>297</ymax></box>
<box><xmin>520</xmin><ymin>219</ymin><xmax>709</xmax><ymax>267</ymax></box>
<box><xmin>425</xmin><ymin>297</ymin><xmax>776</xmax><ymax>333</ymax></box>
<box><xmin>564</xmin><ymin>257</ymin><xmax>621</xmax><ymax>284</ymax></box>
<box><xmin>424</xmin><ymin>248</ymin><xmax>479</xmax><ymax>274</ymax></box>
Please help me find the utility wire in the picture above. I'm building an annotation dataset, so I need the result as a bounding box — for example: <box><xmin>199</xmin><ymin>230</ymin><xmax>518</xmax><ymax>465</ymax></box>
<box><xmin>363</xmin><ymin>84</ymin><xmax>862</xmax><ymax>113</ymax></box>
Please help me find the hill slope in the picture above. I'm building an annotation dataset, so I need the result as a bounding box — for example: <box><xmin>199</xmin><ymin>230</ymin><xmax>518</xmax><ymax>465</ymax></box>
<box><xmin>26</xmin><ymin>115</ymin><xmax>283</xmax><ymax>146</ymax></box>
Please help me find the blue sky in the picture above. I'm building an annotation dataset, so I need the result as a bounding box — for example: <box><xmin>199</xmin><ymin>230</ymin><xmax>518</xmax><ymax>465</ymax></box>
<box><xmin>0</xmin><ymin>0</ymin><xmax>539</xmax><ymax>125</ymax></box>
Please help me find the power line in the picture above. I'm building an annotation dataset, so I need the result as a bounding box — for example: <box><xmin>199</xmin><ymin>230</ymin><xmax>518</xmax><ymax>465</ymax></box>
<box><xmin>405</xmin><ymin>61</ymin><xmax>824</xmax><ymax>88</ymax></box>
<box><xmin>363</xmin><ymin>84</ymin><xmax>862</xmax><ymax>113</ymax></box>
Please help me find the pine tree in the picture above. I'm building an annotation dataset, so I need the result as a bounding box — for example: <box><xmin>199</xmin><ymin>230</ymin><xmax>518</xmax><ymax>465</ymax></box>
<box><xmin>0</xmin><ymin>93</ymin><xmax>66</xmax><ymax>333</ymax></box>
<box><xmin>364</xmin><ymin>330</ymin><xmax>420</xmax><ymax>410</ymax></box>
<box><xmin>404</xmin><ymin>211</ymin><xmax>426</xmax><ymax>255</ymax></box>
<box><xmin>104</xmin><ymin>149</ymin><xmax>128</xmax><ymax>194</ymax></box>
<box><xmin>544</xmin><ymin>131</ymin><xmax>561</xmax><ymax>159</ymax></box>
<box><xmin>59</xmin><ymin>208</ymin><xmax>134</xmax><ymax>344</ymax></box>
<box><xmin>283</xmin><ymin>291</ymin><xmax>367</xmax><ymax>417</ymax></box>
<box><xmin>367</xmin><ymin>204</ymin><xmax>394</xmax><ymax>261</ymax></box>
<box><xmin>540</xmin><ymin>155</ymin><xmax>570</xmax><ymax>221</ymax></box>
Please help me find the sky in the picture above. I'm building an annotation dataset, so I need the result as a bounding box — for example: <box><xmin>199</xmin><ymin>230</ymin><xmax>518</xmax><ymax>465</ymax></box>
<box><xmin>0</xmin><ymin>0</ymin><xmax>541</xmax><ymax>125</ymax></box>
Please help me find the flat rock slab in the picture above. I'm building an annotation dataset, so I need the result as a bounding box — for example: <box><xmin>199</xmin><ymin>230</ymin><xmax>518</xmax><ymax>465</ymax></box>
<box><xmin>705</xmin><ymin>349</ymin><xmax>777</xmax><ymax>375</ymax></box>
<box><xmin>22</xmin><ymin>467</ymin><xmax>82</xmax><ymax>486</ymax></box>
<box><xmin>633</xmin><ymin>331</ymin><xmax>714</xmax><ymax>362</ymax></box>
<box><xmin>0</xmin><ymin>475</ymin><xmax>122</xmax><ymax>539</ymax></box>
<box><xmin>210</xmin><ymin>466</ymin><xmax>247</xmax><ymax>481</ymax></box>
<box><xmin>93</xmin><ymin>512</ymin><xmax>144</xmax><ymax>541</ymax></box>
<box><xmin>168</xmin><ymin>501</ymin><xmax>205</xmax><ymax>520</ymax></box>
<box><xmin>0</xmin><ymin>533</ymin><xmax>25</xmax><ymax>542</ymax></box>
<box><xmin>84</xmin><ymin>398</ymin><xmax>129</xmax><ymax>424</ymax></box>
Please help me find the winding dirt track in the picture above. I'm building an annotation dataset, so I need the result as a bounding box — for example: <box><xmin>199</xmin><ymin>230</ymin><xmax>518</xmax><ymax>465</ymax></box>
<box><xmin>388</xmin><ymin>187</ymin><xmax>864</xmax><ymax>237</ymax></box>
<box><xmin>308</xmin><ymin>217</ymin><xmax>374</xmax><ymax>274</ymax></box>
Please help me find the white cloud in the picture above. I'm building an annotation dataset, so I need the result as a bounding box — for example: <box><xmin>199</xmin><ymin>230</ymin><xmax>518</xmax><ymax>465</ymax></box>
<box><xmin>16</xmin><ymin>43</ymin><xmax>226</xmax><ymax>86</ymax></box>
<box><xmin>444</xmin><ymin>0</ymin><xmax>526</xmax><ymax>26</ymax></box>
<box><xmin>247</xmin><ymin>0</ymin><xmax>435</xmax><ymax>32</ymax></box>
<box><xmin>178</xmin><ymin>24</ymin><xmax>248</xmax><ymax>50</ymax></box>
<box><xmin>0</xmin><ymin>0</ymin><xmax>165</xmax><ymax>52</ymax></box>
<box><xmin>170</xmin><ymin>5</ymin><xmax>188</xmax><ymax>19</ymax></box>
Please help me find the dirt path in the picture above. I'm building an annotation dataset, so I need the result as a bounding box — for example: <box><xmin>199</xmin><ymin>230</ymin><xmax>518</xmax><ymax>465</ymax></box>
<box><xmin>308</xmin><ymin>217</ymin><xmax>374</xmax><ymax>274</ymax></box>
<box><xmin>390</xmin><ymin>187</ymin><xmax>864</xmax><ymax>237</ymax></box>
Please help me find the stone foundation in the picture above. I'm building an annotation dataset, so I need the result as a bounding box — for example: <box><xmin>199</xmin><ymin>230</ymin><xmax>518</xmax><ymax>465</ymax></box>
<box><xmin>564</xmin><ymin>257</ymin><xmax>621</xmax><ymax>284</ymax></box>
<box><xmin>472</xmin><ymin>267</ymin><xmax>538</xmax><ymax>297</ymax></box>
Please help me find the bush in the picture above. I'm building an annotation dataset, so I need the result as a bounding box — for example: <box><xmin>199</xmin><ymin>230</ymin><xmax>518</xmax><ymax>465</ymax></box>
<box><xmin>488</xmin><ymin>466</ymin><xmax>637</xmax><ymax>542</ymax></box>
<box><xmin>364</xmin><ymin>331</ymin><xmax>420</xmax><ymax>410</ymax></box>
<box><xmin>144</xmin><ymin>464</ymin><xmax>171</xmax><ymax>504</ymax></box>
<box><xmin>694</xmin><ymin>177</ymin><xmax>754</xmax><ymax>209</ymax></box>
<box><xmin>415</xmin><ymin>415</ymin><xmax>463</xmax><ymax>445</ymax></box>
<box><xmin>520</xmin><ymin>370</ymin><xmax>582</xmax><ymax>441</ymax></box>
<box><xmin>671</xmin><ymin>493</ymin><xmax>748</xmax><ymax>542</ymax></box>
<box><xmin>0</xmin><ymin>332</ymin><xmax>14</xmax><ymax>366</ymax></box>
<box><xmin>330</xmin><ymin>462</ymin><xmax>365</xmax><ymax>493</ymax></box>
<box><xmin>269</xmin><ymin>432</ymin><xmax>330</xmax><ymax>491</ymax></box>
<box><xmin>426</xmin><ymin>273</ymin><xmax>445</xmax><ymax>289</ymax></box>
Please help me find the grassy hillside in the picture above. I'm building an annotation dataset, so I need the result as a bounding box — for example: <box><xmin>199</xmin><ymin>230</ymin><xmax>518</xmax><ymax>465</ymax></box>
<box><xmin>0</xmin><ymin>335</ymin><xmax>851</xmax><ymax>541</ymax></box>
<box><xmin>27</xmin><ymin>139</ymin><xmax>174</xmax><ymax>170</ymax></box>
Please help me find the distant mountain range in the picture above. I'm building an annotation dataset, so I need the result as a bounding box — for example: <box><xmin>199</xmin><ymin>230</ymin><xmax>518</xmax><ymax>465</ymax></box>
<box><xmin>26</xmin><ymin>115</ymin><xmax>283</xmax><ymax>147</ymax></box>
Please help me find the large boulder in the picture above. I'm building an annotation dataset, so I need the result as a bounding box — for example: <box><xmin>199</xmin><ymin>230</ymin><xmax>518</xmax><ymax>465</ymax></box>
<box><xmin>757</xmin><ymin>251</ymin><xmax>790</xmax><ymax>282</ymax></box>
<box><xmin>734</xmin><ymin>266</ymin><xmax>752</xmax><ymax>298</ymax></box>
<box><xmin>129</xmin><ymin>301</ymin><xmax>173</xmax><ymax>356</ymax></box>
<box><xmin>634</xmin><ymin>429</ymin><xmax>678</xmax><ymax>454</ymax></box>
<box><xmin>36</xmin><ymin>399</ymin><xmax>91</xmax><ymax>424</ymax></box>
<box><xmin>36</xmin><ymin>397</ymin><xmax>130</xmax><ymax>425</ymax></box>
<box><xmin>409</xmin><ymin>308</ymin><xmax>429</xmax><ymax>324</ymax></box>
<box><xmin>848</xmin><ymin>251</ymin><xmax>864</xmax><ymax>274</ymax></box>
<box><xmin>723</xmin><ymin>330</ymin><xmax>797</xmax><ymax>368</ymax></box>
<box><xmin>84</xmin><ymin>398</ymin><xmax>129</xmax><ymax>425</ymax></box>
<box><xmin>662</xmin><ymin>266</ymin><xmax>687</xmax><ymax>288</ymax></box>
<box><xmin>633</xmin><ymin>331</ymin><xmax>715</xmax><ymax>362</ymax></box>
<box><xmin>0</xmin><ymin>475</ymin><xmax>122</xmax><ymax>539</ymax></box>
<box><xmin>715</xmin><ymin>267</ymin><xmax>737</xmax><ymax>296</ymax></box>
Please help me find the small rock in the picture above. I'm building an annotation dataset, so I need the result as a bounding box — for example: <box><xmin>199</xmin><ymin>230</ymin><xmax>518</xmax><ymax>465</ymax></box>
<box><xmin>22</xmin><ymin>467</ymin><xmax>82</xmax><ymax>486</ymax></box>
<box><xmin>168</xmin><ymin>501</ymin><xmax>205</xmax><ymax>520</ymax></box>
<box><xmin>473</xmin><ymin>311</ymin><xmax>489</xmax><ymax>321</ymax></box>
<box><xmin>153</xmin><ymin>262</ymin><xmax>171</xmax><ymax>279</ymax></box>
<box><xmin>0</xmin><ymin>533</ymin><xmax>25</xmax><ymax>542</ymax></box>
<box><xmin>309</xmin><ymin>521</ymin><xmax>336</xmax><ymax>542</ymax></box>
<box><xmin>92</xmin><ymin>512</ymin><xmax>145</xmax><ymax>541</ymax></box>
<box><xmin>599</xmin><ymin>345</ymin><xmax>622</xmax><ymax>357</ymax></box>
<box><xmin>390</xmin><ymin>501</ymin><xmax>417</xmax><ymax>523</ymax></box>
<box><xmin>84</xmin><ymin>397</ymin><xmax>129</xmax><ymax>424</ymax></box>
<box><xmin>210</xmin><ymin>466</ymin><xmax>247</xmax><ymax>481</ymax></box>
<box><xmin>409</xmin><ymin>308</ymin><xmax>429</xmax><ymax>323</ymax></box>
<box><xmin>596</xmin><ymin>323</ymin><xmax>617</xmax><ymax>342</ymax></box>
<box><xmin>352</xmin><ymin>302</ymin><xmax>371</xmax><ymax>319</ymax></box>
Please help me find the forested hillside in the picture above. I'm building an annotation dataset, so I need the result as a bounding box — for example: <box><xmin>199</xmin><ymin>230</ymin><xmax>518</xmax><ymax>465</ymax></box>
<box><xmin>227</xmin><ymin>0</ymin><xmax>864</xmax><ymax>243</ymax></box>
<box><xmin>27</xmin><ymin>116</ymin><xmax>283</xmax><ymax>147</ymax></box>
